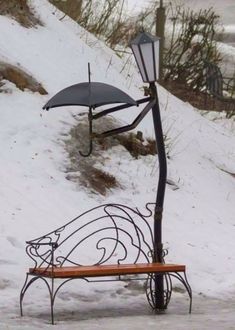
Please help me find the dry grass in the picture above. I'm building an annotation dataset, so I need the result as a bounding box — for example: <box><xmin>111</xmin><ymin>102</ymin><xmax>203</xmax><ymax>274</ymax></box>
<box><xmin>0</xmin><ymin>61</ymin><xmax>47</xmax><ymax>95</ymax></box>
<box><xmin>96</xmin><ymin>130</ymin><xmax>157</xmax><ymax>159</ymax></box>
<box><xmin>80</xmin><ymin>166</ymin><xmax>118</xmax><ymax>196</ymax></box>
<box><xmin>64</xmin><ymin>116</ymin><xmax>119</xmax><ymax>196</ymax></box>
<box><xmin>49</xmin><ymin>0</ymin><xmax>82</xmax><ymax>22</ymax></box>
<box><xmin>162</xmin><ymin>80</ymin><xmax>234</xmax><ymax>115</ymax></box>
<box><xmin>64</xmin><ymin>116</ymin><xmax>158</xmax><ymax>196</ymax></box>
<box><xmin>0</xmin><ymin>0</ymin><xmax>42</xmax><ymax>28</ymax></box>
<box><xmin>116</xmin><ymin>133</ymin><xmax>156</xmax><ymax>159</ymax></box>
<box><xmin>65</xmin><ymin>165</ymin><xmax>118</xmax><ymax>196</ymax></box>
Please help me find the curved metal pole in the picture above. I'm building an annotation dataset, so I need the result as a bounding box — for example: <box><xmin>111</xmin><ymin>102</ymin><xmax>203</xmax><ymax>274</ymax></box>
<box><xmin>149</xmin><ymin>82</ymin><xmax>167</xmax><ymax>311</ymax></box>
<box><xmin>150</xmin><ymin>83</ymin><xmax>167</xmax><ymax>252</ymax></box>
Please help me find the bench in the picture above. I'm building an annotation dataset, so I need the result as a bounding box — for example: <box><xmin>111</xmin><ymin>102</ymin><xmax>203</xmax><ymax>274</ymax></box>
<box><xmin>204</xmin><ymin>61</ymin><xmax>235</xmax><ymax>117</ymax></box>
<box><xmin>20</xmin><ymin>203</ymin><xmax>192</xmax><ymax>324</ymax></box>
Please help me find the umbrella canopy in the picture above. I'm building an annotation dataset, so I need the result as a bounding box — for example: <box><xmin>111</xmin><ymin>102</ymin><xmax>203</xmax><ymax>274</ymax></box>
<box><xmin>43</xmin><ymin>82</ymin><xmax>136</xmax><ymax>110</ymax></box>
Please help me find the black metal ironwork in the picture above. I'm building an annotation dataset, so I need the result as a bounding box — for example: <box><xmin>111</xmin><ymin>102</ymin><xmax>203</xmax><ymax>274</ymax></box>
<box><xmin>149</xmin><ymin>82</ymin><xmax>167</xmax><ymax>310</ymax></box>
<box><xmin>42</xmin><ymin>63</ymin><xmax>139</xmax><ymax>156</ymax></box>
<box><xmin>168</xmin><ymin>272</ymin><xmax>192</xmax><ymax>313</ymax></box>
<box><xmin>146</xmin><ymin>272</ymin><xmax>172</xmax><ymax>310</ymax></box>
<box><xmin>96</xmin><ymin>100</ymin><xmax>155</xmax><ymax>138</ymax></box>
<box><xmin>43</xmin><ymin>82</ymin><xmax>137</xmax><ymax>110</ymax></box>
<box><xmin>89</xmin><ymin>83</ymin><xmax>167</xmax><ymax>311</ymax></box>
<box><xmin>33</xmin><ymin>54</ymin><xmax>192</xmax><ymax>322</ymax></box>
<box><xmin>146</xmin><ymin>271</ymin><xmax>192</xmax><ymax>313</ymax></box>
<box><xmin>42</xmin><ymin>72</ymin><xmax>167</xmax><ymax>309</ymax></box>
<box><xmin>92</xmin><ymin>96</ymin><xmax>151</xmax><ymax>120</ymax></box>
<box><xmin>79</xmin><ymin>106</ymin><xmax>93</xmax><ymax>157</ymax></box>
<box><xmin>23</xmin><ymin>203</ymin><xmax>155</xmax><ymax>269</ymax></box>
<box><xmin>20</xmin><ymin>203</ymin><xmax>192</xmax><ymax>324</ymax></box>
<box><xmin>20</xmin><ymin>203</ymin><xmax>155</xmax><ymax>323</ymax></box>
<box><xmin>66</xmin><ymin>81</ymin><xmax>167</xmax><ymax>310</ymax></box>
<box><xmin>78</xmin><ymin>96</ymin><xmax>152</xmax><ymax>156</ymax></box>
<box><xmin>130</xmin><ymin>33</ymin><xmax>160</xmax><ymax>83</ymax></box>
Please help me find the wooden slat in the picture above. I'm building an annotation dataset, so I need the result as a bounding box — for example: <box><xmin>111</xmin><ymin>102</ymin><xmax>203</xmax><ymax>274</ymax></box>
<box><xmin>29</xmin><ymin>263</ymin><xmax>185</xmax><ymax>278</ymax></box>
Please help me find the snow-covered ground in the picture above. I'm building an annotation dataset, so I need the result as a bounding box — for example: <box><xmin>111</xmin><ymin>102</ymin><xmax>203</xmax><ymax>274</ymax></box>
<box><xmin>0</xmin><ymin>0</ymin><xmax>235</xmax><ymax>328</ymax></box>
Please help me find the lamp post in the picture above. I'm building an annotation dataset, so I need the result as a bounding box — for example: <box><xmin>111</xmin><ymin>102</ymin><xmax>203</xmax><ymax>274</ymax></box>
<box><xmin>130</xmin><ymin>32</ymin><xmax>167</xmax><ymax>310</ymax></box>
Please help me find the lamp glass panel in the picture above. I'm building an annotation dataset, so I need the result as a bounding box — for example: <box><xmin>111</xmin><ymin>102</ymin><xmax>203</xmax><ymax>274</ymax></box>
<box><xmin>140</xmin><ymin>42</ymin><xmax>155</xmax><ymax>82</ymax></box>
<box><xmin>131</xmin><ymin>44</ymin><xmax>147</xmax><ymax>82</ymax></box>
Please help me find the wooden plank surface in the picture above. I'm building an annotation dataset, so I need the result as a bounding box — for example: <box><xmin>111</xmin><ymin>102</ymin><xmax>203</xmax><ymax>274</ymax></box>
<box><xmin>29</xmin><ymin>263</ymin><xmax>185</xmax><ymax>278</ymax></box>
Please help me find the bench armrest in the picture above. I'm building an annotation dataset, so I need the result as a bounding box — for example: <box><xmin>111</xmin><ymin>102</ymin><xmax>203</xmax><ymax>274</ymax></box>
<box><xmin>26</xmin><ymin>240</ymin><xmax>58</xmax><ymax>270</ymax></box>
<box><xmin>26</xmin><ymin>241</ymin><xmax>58</xmax><ymax>248</ymax></box>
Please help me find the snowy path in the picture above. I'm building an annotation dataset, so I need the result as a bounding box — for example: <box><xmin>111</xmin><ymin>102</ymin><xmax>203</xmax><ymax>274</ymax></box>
<box><xmin>2</xmin><ymin>289</ymin><xmax>235</xmax><ymax>329</ymax></box>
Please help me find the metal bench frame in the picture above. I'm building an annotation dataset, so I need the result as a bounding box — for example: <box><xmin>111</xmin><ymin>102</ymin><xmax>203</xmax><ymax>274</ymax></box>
<box><xmin>20</xmin><ymin>203</ymin><xmax>192</xmax><ymax>324</ymax></box>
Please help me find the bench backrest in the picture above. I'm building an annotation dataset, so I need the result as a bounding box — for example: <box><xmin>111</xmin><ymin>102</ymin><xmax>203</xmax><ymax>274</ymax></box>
<box><xmin>26</xmin><ymin>203</ymin><xmax>155</xmax><ymax>269</ymax></box>
<box><xmin>205</xmin><ymin>61</ymin><xmax>223</xmax><ymax>97</ymax></box>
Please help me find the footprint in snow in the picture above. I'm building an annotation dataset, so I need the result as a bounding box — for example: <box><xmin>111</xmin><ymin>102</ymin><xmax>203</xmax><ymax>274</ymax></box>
<box><xmin>0</xmin><ymin>278</ymin><xmax>13</xmax><ymax>290</ymax></box>
<box><xmin>6</xmin><ymin>236</ymin><xmax>24</xmax><ymax>249</ymax></box>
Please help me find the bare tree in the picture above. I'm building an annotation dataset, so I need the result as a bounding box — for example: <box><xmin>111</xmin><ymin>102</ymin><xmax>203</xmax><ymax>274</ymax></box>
<box><xmin>163</xmin><ymin>5</ymin><xmax>221</xmax><ymax>91</ymax></box>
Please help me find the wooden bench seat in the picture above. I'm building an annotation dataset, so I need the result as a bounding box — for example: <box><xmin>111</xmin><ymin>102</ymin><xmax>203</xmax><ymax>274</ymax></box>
<box><xmin>29</xmin><ymin>263</ymin><xmax>186</xmax><ymax>278</ymax></box>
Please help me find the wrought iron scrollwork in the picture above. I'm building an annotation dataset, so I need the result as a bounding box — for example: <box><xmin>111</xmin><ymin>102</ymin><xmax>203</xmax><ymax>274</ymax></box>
<box><xmin>146</xmin><ymin>273</ymin><xmax>172</xmax><ymax>310</ymax></box>
<box><xmin>145</xmin><ymin>270</ymin><xmax>192</xmax><ymax>313</ymax></box>
<box><xmin>25</xmin><ymin>203</ymin><xmax>155</xmax><ymax>271</ymax></box>
<box><xmin>20</xmin><ymin>203</ymin><xmax>192</xmax><ymax>324</ymax></box>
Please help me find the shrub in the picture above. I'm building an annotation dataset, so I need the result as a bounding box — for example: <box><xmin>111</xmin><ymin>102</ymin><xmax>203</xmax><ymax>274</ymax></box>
<box><xmin>0</xmin><ymin>61</ymin><xmax>47</xmax><ymax>94</ymax></box>
<box><xmin>0</xmin><ymin>0</ymin><xmax>42</xmax><ymax>27</ymax></box>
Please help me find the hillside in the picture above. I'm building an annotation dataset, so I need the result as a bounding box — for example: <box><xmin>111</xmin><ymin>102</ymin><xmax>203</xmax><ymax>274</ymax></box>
<box><xmin>0</xmin><ymin>0</ymin><xmax>234</xmax><ymax>328</ymax></box>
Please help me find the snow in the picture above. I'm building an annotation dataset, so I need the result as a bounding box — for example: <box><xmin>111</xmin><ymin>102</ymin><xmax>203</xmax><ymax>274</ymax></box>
<box><xmin>0</xmin><ymin>0</ymin><xmax>235</xmax><ymax>328</ymax></box>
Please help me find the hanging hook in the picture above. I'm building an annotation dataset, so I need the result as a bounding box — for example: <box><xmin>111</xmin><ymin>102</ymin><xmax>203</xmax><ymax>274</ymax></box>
<box><xmin>79</xmin><ymin>107</ymin><xmax>93</xmax><ymax>157</ymax></box>
<box><xmin>79</xmin><ymin>63</ymin><xmax>93</xmax><ymax>157</ymax></box>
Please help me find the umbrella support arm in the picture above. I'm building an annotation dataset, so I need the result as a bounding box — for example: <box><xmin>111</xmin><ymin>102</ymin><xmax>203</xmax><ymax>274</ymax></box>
<box><xmin>95</xmin><ymin>99</ymin><xmax>155</xmax><ymax>138</ymax></box>
<box><xmin>92</xmin><ymin>97</ymin><xmax>151</xmax><ymax>120</ymax></box>
<box><xmin>77</xmin><ymin>97</ymin><xmax>153</xmax><ymax>158</ymax></box>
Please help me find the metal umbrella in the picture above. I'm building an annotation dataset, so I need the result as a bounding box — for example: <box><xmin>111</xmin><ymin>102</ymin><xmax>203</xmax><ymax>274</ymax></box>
<box><xmin>43</xmin><ymin>80</ymin><xmax>136</xmax><ymax>156</ymax></box>
<box><xmin>43</xmin><ymin>82</ymin><xmax>136</xmax><ymax>110</ymax></box>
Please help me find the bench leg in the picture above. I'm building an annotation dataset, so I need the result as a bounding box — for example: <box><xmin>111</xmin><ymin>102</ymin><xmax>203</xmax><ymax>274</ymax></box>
<box><xmin>146</xmin><ymin>272</ymin><xmax>192</xmax><ymax>313</ymax></box>
<box><xmin>167</xmin><ymin>271</ymin><xmax>192</xmax><ymax>313</ymax></box>
<box><xmin>20</xmin><ymin>274</ymin><xmax>42</xmax><ymax>317</ymax></box>
<box><xmin>171</xmin><ymin>271</ymin><xmax>192</xmax><ymax>313</ymax></box>
<box><xmin>146</xmin><ymin>273</ymin><xmax>172</xmax><ymax>311</ymax></box>
<box><xmin>20</xmin><ymin>274</ymin><xmax>56</xmax><ymax>324</ymax></box>
<box><xmin>20</xmin><ymin>273</ymin><xmax>29</xmax><ymax>317</ymax></box>
<box><xmin>50</xmin><ymin>277</ymin><xmax>55</xmax><ymax>325</ymax></box>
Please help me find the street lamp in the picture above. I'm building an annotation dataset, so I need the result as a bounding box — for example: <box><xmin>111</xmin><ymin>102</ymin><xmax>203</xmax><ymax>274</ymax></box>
<box><xmin>131</xmin><ymin>32</ymin><xmax>167</xmax><ymax>311</ymax></box>
<box><xmin>130</xmin><ymin>32</ymin><xmax>160</xmax><ymax>82</ymax></box>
